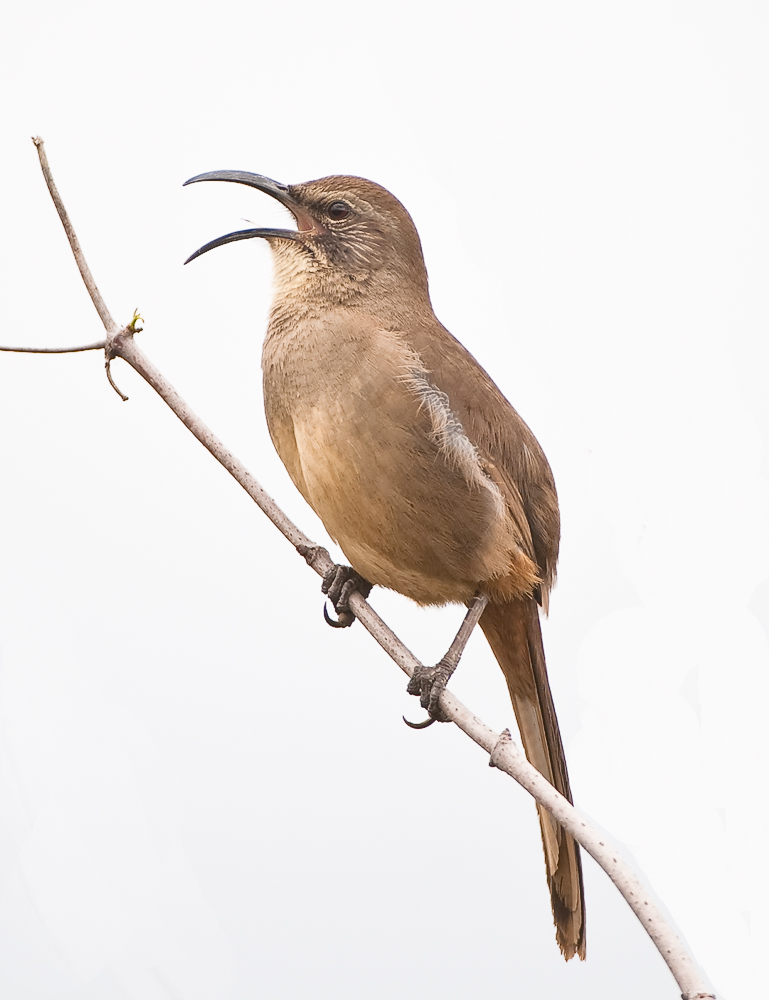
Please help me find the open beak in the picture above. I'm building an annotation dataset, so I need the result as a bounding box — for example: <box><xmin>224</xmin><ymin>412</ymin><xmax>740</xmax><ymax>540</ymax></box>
<box><xmin>183</xmin><ymin>170</ymin><xmax>323</xmax><ymax>264</ymax></box>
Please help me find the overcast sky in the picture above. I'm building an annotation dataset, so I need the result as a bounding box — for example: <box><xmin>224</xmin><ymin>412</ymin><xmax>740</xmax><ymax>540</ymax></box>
<box><xmin>1</xmin><ymin>2</ymin><xmax>767</xmax><ymax>999</ymax></box>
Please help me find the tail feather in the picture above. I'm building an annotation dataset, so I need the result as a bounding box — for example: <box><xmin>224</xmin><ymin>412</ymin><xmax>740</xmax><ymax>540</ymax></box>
<box><xmin>480</xmin><ymin>597</ymin><xmax>586</xmax><ymax>961</ymax></box>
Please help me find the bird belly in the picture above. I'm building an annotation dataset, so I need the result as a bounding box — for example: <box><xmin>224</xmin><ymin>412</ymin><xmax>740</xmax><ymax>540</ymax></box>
<box><xmin>287</xmin><ymin>394</ymin><xmax>532</xmax><ymax>606</ymax></box>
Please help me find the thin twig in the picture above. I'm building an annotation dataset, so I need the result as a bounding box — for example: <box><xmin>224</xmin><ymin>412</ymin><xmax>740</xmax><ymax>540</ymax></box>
<box><xmin>0</xmin><ymin>138</ymin><xmax>717</xmax><ymax>1000</ymax></box>
<box><xmin>32</xmin><ymin>137</ymin><xmax>118</xmax><ymax>334</ymax></box>
<box><xmin>0</xmin><ymin>341</ymin><xmax>106</xmax><ymax>353</ymax></box>
<box><xmin>104</xmin><ymin>359</ymin><xmax>129</xmax><ymax>400</ymax></box>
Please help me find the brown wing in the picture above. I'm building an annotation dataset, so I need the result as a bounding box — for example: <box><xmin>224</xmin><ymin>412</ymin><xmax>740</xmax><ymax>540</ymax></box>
<box><xmin>408</xmin><ymin>320</ymin><xmax>559</xmax><ymax>598</ymax></box>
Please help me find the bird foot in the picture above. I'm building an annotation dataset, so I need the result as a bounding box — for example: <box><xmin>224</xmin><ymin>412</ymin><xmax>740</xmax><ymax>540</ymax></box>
<box><xmin>406</xmin><ymin>658</ymin><xmax>455</xmax><ymax>723</ymax></box>
<box><xmin>404</xmin><ymin>594</ymin><xmax>488</xmax><ymax>729</ymax></box>
<box><xmin>321</xmin><ymin>564</ymin><xmax>372</xmax><ymax>628</ymax></box>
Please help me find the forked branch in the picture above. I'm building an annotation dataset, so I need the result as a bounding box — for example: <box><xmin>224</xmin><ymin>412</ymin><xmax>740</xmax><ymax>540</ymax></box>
<box><xmin>0</xmin><ymin>138</ymin><xmax>715</xmax><ymax>1000</ymax></box>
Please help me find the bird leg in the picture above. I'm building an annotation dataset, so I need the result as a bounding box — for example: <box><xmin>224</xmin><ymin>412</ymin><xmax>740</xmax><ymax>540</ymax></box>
<box><xmin>405</xmin><ymin>593</ymin><xmax>489</xmax><ymax>725</ymax></box>
<box><xmin>321</xmin><ymin>564</ymin><xmax>373</xmax><ymax>628</ymax></box>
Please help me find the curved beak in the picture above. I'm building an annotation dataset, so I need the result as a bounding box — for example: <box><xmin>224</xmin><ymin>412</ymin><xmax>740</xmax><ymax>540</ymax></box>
<box><xmin>183</xmin><ymin>227</ymin><xmax>296</xmax><ymax>264</ymax></box>
<box><xmin>183</xmin><ymin>170</ymin><xmax>321</xmax><ymax>264</ymax></box>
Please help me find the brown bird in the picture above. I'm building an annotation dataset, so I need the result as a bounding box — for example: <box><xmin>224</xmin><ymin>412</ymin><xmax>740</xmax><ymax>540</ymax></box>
<box><xmin>185</xmin><ymin>170</ymin><xmax>585</xmax><ymax>960</ymax></box>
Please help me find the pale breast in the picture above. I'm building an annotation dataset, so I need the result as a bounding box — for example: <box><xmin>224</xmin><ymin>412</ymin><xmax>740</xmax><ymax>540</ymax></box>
<box><xmin>263</xmin><ymin>318</ymin><xmax>533</xmax><ymax>605</ymax></box>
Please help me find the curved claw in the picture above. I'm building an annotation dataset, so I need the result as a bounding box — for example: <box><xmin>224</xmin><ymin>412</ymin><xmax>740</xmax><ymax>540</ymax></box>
<box><xmin>323</xmin><ymin>603</ymin><xmax>354</xmax><ymax>629</ymax></box>
<box><xmin>402</xmin><ymin>714</ymin><xmax>437</xmax><ymax>730</ymax></box>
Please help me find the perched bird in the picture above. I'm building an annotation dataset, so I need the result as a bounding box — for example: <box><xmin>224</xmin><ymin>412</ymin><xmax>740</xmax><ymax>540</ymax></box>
<box><xmin>185</xmin><ymin>171</ymin><xmax>585</xmax><ymax>960</ymax></box>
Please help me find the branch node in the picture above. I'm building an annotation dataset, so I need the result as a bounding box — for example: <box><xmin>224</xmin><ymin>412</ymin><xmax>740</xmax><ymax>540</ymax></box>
<box><xmin>681</xmin><ymin>993</ymin><xmax>717</xmax><ymax>1000</ymax></box>
<box><xmin>489</xmin><ymin>728</ymin><xmax>514</xmax><ymax>768</ymax></box>
<box><xmin>296</xmin><ymin>543</ymin><xmax>331</xmax><ymax>573</ymax></box>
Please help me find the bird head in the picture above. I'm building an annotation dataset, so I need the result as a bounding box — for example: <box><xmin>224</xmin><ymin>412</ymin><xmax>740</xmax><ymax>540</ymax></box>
<box><xmin>184</xmin><ymin>171</ymin><xmax>430</xmax><ymax>303</ymax></box>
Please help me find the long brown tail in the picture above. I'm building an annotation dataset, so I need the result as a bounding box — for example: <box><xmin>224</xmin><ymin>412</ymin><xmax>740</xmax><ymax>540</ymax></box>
<box><xmin>480</xmin><ymin>597</ymin><xmax>586</xmax><ymax>960</ymax></box>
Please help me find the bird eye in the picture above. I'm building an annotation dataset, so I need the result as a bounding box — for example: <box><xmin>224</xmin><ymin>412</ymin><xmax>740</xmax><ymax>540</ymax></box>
<box><xmin>327</xmin><ymin>201</ymin><xmax>351</xmax><ymax>221</ymax></box>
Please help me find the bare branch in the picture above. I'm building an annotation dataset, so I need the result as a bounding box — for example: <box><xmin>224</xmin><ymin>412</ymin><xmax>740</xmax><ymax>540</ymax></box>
<box><xmin>487</xmin><ymin>732</ymin><xmax>713</xmax><ymax>1000</ymax></box>
<box><xmin>106</xmin><ymin>334</ymin><xmax>715</xmax><ymax>1000</ymax></box>
<box><xmin>0</xmin><ymin>341</ymin><xmax>106</xmax><ymax>353</ymax></box>
<box><xmin>32</xmin><ymin>137</ymin><xmax>118</xmax><ymax>334</ymax></box>
<box><xmin>3</xmin><ymin>139</ymin><xmax>716</xmax><ymax>1000</ymax></box>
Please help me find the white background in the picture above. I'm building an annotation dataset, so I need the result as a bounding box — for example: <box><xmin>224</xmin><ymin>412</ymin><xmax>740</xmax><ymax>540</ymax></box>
<box><xmin>1</xmin><ymin>2</ymin><xmax>767</xmax><ymax>998</ymax></box>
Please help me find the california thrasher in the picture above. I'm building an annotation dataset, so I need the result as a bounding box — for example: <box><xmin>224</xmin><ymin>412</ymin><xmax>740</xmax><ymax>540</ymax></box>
<box><xmin>184</xmin><ymin>171</ymin><xmax>586</xmax><ymax>961</ymax></box>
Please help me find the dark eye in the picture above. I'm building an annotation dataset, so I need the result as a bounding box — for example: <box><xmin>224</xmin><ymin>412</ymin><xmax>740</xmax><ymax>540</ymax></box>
<box><xmin>327</xmin><ymin>201</ymin><xmax>351</xmax><ymax>221</ymax></box>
